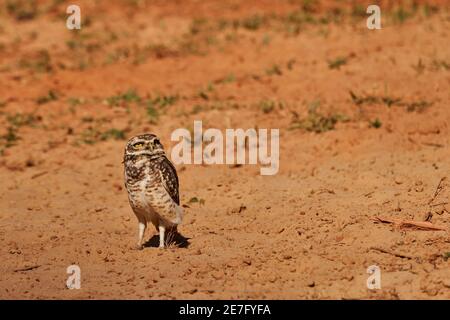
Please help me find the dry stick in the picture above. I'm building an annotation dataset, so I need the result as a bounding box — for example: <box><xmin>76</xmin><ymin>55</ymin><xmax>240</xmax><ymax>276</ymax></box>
<box><xmin>14</xmin><ymin>265</ymin><xmax>41</xmax><ymax>272</ymax></box>
<box><xmin>373</xmin><ymin>216</ymin><xmax>446</xmax><ymax>231</ymax></box>
<box><xmin>428</xmin><ymin>177</ymin><xmax>446</xmax><ymax>205</ymax></box>
<box><xmin>31</xmin><ymin>171</ymin><xmax>48</xmax><ymax>179</ymax></box>
<box><xmin>422</xmin><ymin>142</ymin><xmax>444</xmax><ymax>148</ymax></box>
<box><xmin>370</xmin><ymin>247</ymin><xmax>414</xmax><ymax>260</ymax></box>
<box><xmin>429</xmin><ymin>202</ymin><xmax>448</xmax><ymax>207</ymax></box>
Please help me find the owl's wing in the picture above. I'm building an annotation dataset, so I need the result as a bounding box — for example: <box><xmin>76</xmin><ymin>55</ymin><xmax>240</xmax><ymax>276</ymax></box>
<box><xmin>157</xmin><ymin>156</ymin><xmax>180</xmax><ymax>205</ymax></box>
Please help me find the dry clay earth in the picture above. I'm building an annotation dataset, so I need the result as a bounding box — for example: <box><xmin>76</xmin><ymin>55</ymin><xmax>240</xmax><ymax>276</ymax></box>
<box><xmin>0</xmin><ymin>1</ymin><xmax>449</xmax><ymax>299</ymax></box>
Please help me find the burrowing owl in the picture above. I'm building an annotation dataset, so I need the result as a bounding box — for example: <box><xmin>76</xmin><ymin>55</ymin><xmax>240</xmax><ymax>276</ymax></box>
<box><xmin>124</xmin><ymin>134</ymin><xmax>183</xmax><ymax>249</ymax></box>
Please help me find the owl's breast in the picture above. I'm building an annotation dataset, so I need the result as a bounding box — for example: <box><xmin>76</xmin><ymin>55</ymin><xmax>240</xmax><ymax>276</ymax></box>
<box><xmin>125</xmin><ymin>164</ymin><xmax>158</xmax><ymax>210</ymax></box>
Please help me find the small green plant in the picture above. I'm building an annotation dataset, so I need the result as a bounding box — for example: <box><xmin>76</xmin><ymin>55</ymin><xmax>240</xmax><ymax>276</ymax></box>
<box><xmin>370</xmin><ymin>118</ymin><xmax>382</xmax><ymax>129</ymax></box>
<box><xmin>67</xmin><ymin>97</ymin><xmax>85</xmax><ymax>108</ymax></box>
<box><xmin>351</xmin><ymin>4</ymin><xmax>366</xmax><ymax>17</ymax></box>
<box><xmin>286</xmin><ymin>59</ymin><xmax>296</xmax><ymax>70</ymax></box>
<box><xmin>290</xmin><ymin>101</ymin><xmax>347</xmax><ymax>133</ymax></box>
<box><xmin>80</xmin><ymin>128</ymin><xmax>100</xmax><ymax>145</ymax></box>
<box><xmin>36</xmin><ymin>90</ymin><xmax>58</xmax><ymax>105</ymax></box>
<box><xmin>191</xmin><ymin>104</ymin><xmax>204</xmax><ymax>115</ymax></box>
<box><xmin>147</xmin><ymin>94</ymin><xmax>179</xmax><ymax>109</ymax></box>
<box><xmin>406</xmin><ymin>101</ymin><xmax>432</xmax><ymax>112</ymax></box>
<box><xmin>1</xmin><ymin>111</ymin><xmax>41</xmax><ymax>153</ymax></box>
<box><xmin>266</xmin><ymin>64</ymin><xmax>282</xmax><ymax>76</ymax></box>
<box><xmin>79</xmin><ymin>127</ymin><xmax>126</xmax><ymax>144</ymax></box>
<box><xmin>19</xmin><ymin>49</ymin><xmax>52</xmax><ymax>73</ymax></box>
<box><xmin>412</xmin><ymin>59</ymin><xmax>426</xmax><ymax>74</ymax></box>
<box><xmin>349</xmin><ymin>91</ymin><xmax>401</xmax><ymax>107</ymax></box>
<box><xmin>146</xmin><ymin>102</ymin><xmax>159</xmax><ymax>124</ymax></box>
<box><xmin>392</xmin><ymin>7</ymin><xmax>411</xmax><ymax>24</ymax></box>
<box><xmin>6</xmin><ymin>0</ymin><xmax>38</xmax><ymax>21</ymax></box>
<box><xmin>144</xmin><ymin>94</ymin><xmax>179</xmax><ymax>123</ymax></box>
<box><xmin>7</xmin><ymin>113</ymin><xmax>40</xmax><ymax>127</ymax></box>
<box><xmin>349</xmin><ymin>91</ymin><xmax>432</xmax><ymax>112</ymax></box>
<box><xmin>423</xmin><ymin>4</ymin><xmax>439</xmax><ymax>17</ymax></box>
<box><xmin>198</xmin><ymin>82</ymin><xmax>214</xmax><ymax>100</ymax></box>
<box><xmin>101</xmin><ymin>128</ymin><xmax>126</xmax><ymax>141</ymax></box>
<box><xmin>216</xmin><ymin>74</ymin><xmax>236</xmax><ymax>84</ymax></box>
<box><xmin>0</xmin><ymin>126</ymin><xmax>19</xmax><ymax>155</ymax></box>
<box><xmin>188</xmin><ymin>197</ymin><xmax>205</xmax><ymax>205</ymax></box>
<box><xmin>302</xmin><ymin>0</ymin><xmax>319</xmax><ymax>13</ymax></box>
<box><xmin>198</xmin><ymin>90</ymin><xmax>210</xmax><ymax>101</ymax></box>
<box><xmin>106</xmin><ymin>89</ymin><xmax>141</xmax><ymax>107</ymax></box>
<box><xmin>240</xmin><ymin>15</ymin><xmax>266</xmax><ymax>31</ymax></box>
<box><xmin>430</xmin><ymin>60</ymin><xmax>450</xmax><ymax>71</ymax></box>
<box><xmin>2</xmin><ymin>127</ymin><xmax>19</xmax><ymax>147</ymax></box>
<box><xmin>328</xmin><ymin>57</ymin><xmax>347</xmax><ymax>70</ymax></box>
<box><xmin>259</xmin><ymin>100</ymin><xmax>276</xmax><ymax>114</ymax></box>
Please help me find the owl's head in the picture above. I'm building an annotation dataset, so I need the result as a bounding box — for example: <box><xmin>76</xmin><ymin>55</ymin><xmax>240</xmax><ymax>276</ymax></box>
<box><xmin>124</xmin><ymin>133</ymin><xmax>165</xmax><ymax>160</ymax></box>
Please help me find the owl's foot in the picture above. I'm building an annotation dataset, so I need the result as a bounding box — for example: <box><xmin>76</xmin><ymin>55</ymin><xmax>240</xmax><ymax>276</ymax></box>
<box><xmin>134</xmin><ymin>244</ymin><xmax>144</xmax><ymax>250</ymax></box>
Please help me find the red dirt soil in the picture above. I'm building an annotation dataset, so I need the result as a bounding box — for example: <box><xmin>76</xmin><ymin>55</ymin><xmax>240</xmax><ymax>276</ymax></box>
<box><xmin>0</xmin><ymin>0</ymin><xmax>449</xmax><ymax>299</ymax></box>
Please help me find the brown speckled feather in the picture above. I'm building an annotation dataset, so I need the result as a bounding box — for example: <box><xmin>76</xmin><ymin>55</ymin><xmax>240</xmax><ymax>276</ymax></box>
<box><xmin>153</xmin><ymin>156</ymin><xmax>180</xmax><ymax>205</ymax></box>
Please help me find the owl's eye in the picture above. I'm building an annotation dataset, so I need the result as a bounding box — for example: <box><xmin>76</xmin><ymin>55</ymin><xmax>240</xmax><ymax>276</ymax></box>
<box><xmin>153</xmin><ymin>139</ymin><xmax>160</xmax><ymax>145</ymax></box>
<box><xmin>133</xmin><ymin>142</ymin><xmax>145</xmax><ymax>149</ymax></box>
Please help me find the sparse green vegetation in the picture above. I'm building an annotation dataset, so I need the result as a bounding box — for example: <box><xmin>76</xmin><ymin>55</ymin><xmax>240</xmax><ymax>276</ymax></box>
<box><xmin>301</xmin><ymin>0</ymin><xmax>319</xmax><ymax>13</ymax></box>
<box><xmin>79</xmin><ymin>127</ymin><xmax>127</xmax><ymax>145</ymax></box>
<box><xmin>369</xmin><ymin>118</ymin><xmax>382</xmax><ymax>129</ymax></box>
<box><xmin>240</xmin><ymin>15</ymin><xmax>267</xmax><ymax>31</ymax></box>
<box><xmin>286</xmin><ymin>59</ymin><xmax>296</xmax><ymax>70</ymax></box>
<box><xmin>19</xmin><ymin>50</ymin><xmax>52</xmax><ymax>73</ymax></box>
<box><xmin>6</xmin><ymin>0</ymin><xmax>38</xmax><ymax>21</ymax></box>
<box><xmin>406</xmin><ymin>101</ymin><xmax>433</xmax><ymax>113</ymax></box>
<box><xmin>67</xmin><ymin>97</ymin><xmax>86</xmax><ymax>108</ymax></box>
<box><xmin>104</xmin><ymin>90</ymin><xmax>178</xmax><ymax>124</ymax></box>
<box><xmin>198</xmin><ymin>83</ymin><xmax>214</xmax><ymax>101</ymax></box>
<box><xmin>266</xmin><ymin>64</ymin><xmax>283</xmax><ymax>76</ymax></box>
<box><xmin>0</xmin><ymin>112</ymin><xmax>41</xmax><ymax>154</ymax></box>
<box><xmin>7</xmin><ymin>113</ymin><xmax>40</xmax><ymax>127</ymax></box>
<box><xmin>349</xmin><ymin>91</ymin><xmax>432</xmax><ymax>113</ymax></box>
<box><xmin>430</xmin><ymin>60</ymin><xmax>450</xmax><ymax>71</ymax></box>
<box><xmin>392</xmin><ymin>6</ymin><xmax>412</xmax><ymax>24</ymax></box>
<box><xmin>412</xmin><ymin>59</ymin><xmax>426</xmax><ymax>74</ymax></box>
<box><xmin>350</xmin><ymin>91</ymin><xmax>401</xmax><ymax>107</ymax></box>
<box><xmin>259</xmin><ymin>100</ymin><xmax>276</xmax><ymax>114</ymax></box>
<box><xmin>106</xmin><ymin>89</ymin><xmax>141</xmax><ymax>107</ymax></box>
<box><xmin>188</xmin><ymin>197</ymin><xmax>205</xmax><ymax>205</ymax></box>
<box><xmin>101</xmin><ymin>128</ymin><xmax>126</xmax><ymax>141</ymax></box>
<box><xmin>328</xmin><ymin>57</ymin><xmax>348</xmax><ymax>70</ymax></box>
<box><xmin>146</xmin><ymin>101</ymin><xmax>159</xmax><ymax>124</ymax></box>
<box><xmin>351</xmin><ymin>4</ymin><xmax>366</xmax><ymax>18</ymax></box>
<box><xmin>215</xmin><ymin>74</ymin><xmax>236</xmax><ymax>84</ymax></box>
<box><xmin>290</xmin><ymin>101</ymin><xmax>348</xmax><ymax>133</ymax></box>
<box><xmin>147</xmin><ymin>94</ymin><xmax>179</xmax><ymax>109</ymax></box>
<box><xmin>36</xmin><ymin>90</ymin><xmax>58</xmax><ymax>105</ymax></box>
<box><xmin>2</xmin><ymin>126</ymin><xmax>19</xmax><ymax>148</ymax></box>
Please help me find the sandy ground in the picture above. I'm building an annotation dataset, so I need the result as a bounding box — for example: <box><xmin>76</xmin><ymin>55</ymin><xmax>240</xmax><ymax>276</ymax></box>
<box><xmin>0</xmin><ymin>0</ymin><xmax>449</xmax><ymax>299</ymax></box>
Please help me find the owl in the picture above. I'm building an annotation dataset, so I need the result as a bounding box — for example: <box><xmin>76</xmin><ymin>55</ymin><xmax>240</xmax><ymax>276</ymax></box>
<box><xmin>123</xmin><ymin>133</ymin><xmax>183</xmax><ymax>249</ymax></box>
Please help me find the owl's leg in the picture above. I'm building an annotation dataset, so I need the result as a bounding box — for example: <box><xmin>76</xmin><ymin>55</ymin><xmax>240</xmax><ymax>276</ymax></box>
<box><xmin>136</xmin><ymin>218</ymin><xmax>147</xmax><ymax>250</ymax></box>
<box><xmin>158</xmin><ymin>225</ymin><xmax>166</xmax><ymax>248</ymax></box>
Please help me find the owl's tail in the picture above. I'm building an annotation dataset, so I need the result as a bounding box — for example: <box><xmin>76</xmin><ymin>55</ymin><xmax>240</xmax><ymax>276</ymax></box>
<box><xmin>172</xmin><ymin>205</ymin><xmax>183</xmax><ymax>225</ymax></box>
